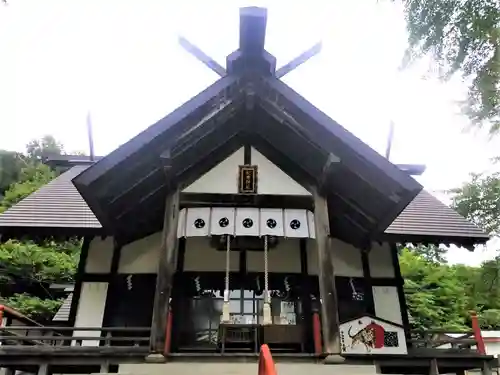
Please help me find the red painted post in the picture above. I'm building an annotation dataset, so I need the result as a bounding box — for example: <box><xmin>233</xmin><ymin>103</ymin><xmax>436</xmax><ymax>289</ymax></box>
<box><xmin>0</xmin><ymin>305</ymin><xmax>4</xmax><ymax>346</ymax></box>
<box><xmin>312</xmin><ymin>311</ymin><xmax>323</xmax><ymax>355</ymax></box>
<box><xmin>163</xmin><ymin>306</ymin><xmax>173</xmax><ymax>356</ymax></box>
<box><xmin>0</xmin><ymin>305</ymin><xmax>4</xmax><ymax>326</ymax></box>
<box><xmin>471</xmin><ymin>311</ymin><xmax>486</xmax><ymax>355</ymax></box>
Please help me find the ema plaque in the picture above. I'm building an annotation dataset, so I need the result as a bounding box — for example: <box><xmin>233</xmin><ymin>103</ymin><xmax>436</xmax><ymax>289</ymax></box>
<box><xmin>238</xmin><ymin>165</ymin><xmax>258</xmax><ymax>194</ymax></box>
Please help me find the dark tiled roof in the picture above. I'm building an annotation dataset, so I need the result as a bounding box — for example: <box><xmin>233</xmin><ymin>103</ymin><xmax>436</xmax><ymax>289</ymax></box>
<box><xmin>0</xmin><ymin>165</ymin><xmax>101</xmax><ymax>229</ymax></box>
<box><xmin>385</xmin><ymin>190</ymin><xmax>488</xmax><ymax>240</ymax></box>
<box><xmin>0</xmin><ymin>166</ymin><xmax>488</xmax><ymax>243</ymax></box>
<box><xmin>53</xmin><ymin>292</ymin><xmax>72</xmax><ymax>322</ymax></box>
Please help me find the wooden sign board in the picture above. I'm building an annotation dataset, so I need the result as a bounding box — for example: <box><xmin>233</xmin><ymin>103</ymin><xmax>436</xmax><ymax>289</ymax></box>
<box><xmin>238</xmin><ymin>165</ymin><xmax>258</xmax><ymax>194</ymax></box>
<box><xmin>339</xmin><ymin>315</ymin><xmax>407</xmax><ymax>355</ymax></box>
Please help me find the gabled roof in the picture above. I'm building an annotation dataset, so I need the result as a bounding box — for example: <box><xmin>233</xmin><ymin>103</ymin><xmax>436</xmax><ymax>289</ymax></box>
<box><xmin>53</xmin><ymin>292</ymin><xmax>73</xmax><ymax>322</ymax></box>
<box><xmin>0</xmin><ymin>166</ymin><xmax>488</xmax><ymax>246</ymax></box>
<box><xmin>0</xmin><ymin>7</ymin><xmax>488</xmax><ymax>247</ymax></box>
<box><xmin>0</xmin><ymin>165</ymin><xmax>102</xmax><ymax>235</ymax></box>
<box><xmin>384</xmin><ymin>190</ymin><xmax>487</xmax><ymax>246</ymax></box>
<box><xmin>66</xmin><ymin>8</ymin><xmax>424</xmax><ymax>247</ymax></box>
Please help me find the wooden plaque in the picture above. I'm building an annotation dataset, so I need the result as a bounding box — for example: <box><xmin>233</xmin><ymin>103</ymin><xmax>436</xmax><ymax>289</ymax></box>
<box><xmin>238</xmin><ymin>165</ymin><xmax>258</xmax><ymax>194</ymax></box>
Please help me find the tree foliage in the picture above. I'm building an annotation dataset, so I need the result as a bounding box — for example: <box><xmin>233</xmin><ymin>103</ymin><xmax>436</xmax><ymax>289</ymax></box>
<box><xmin>451</xmin><ymin>172</ymin><xmax>500</xmax><ymax>235</ymax></box>
<box><xmin>399</xmin><ymin>0</ymin><xmax>500</xmax><ymax>133</ymax></box>
<box><xmin>400</xmin><ymin>166</ymin><xmax>500</xmax><ymax>331</ymax></box>
<box><xmin>406</xmin><ymin>243</ymin><xmax>448</xmax><ymax>263</ymax></box>
<box><xmin>0</xmin><ymin>163</ymin><xmax>57</xmax><ymax>213</ymax></box>
<box><xmin>0</xmin><ymin>240</ymin><xmax>80</xmax><ymax>321</ymax></box>
<box><xmin>0</xmin><ymin>151</ymin><xmax>25</xmax><ymax>198</ymax></box>
<box><xmin>26</xmin><ymin>135</ymin><xmax>64</xmax><ymax>161</ymax></box>
<box><xmin>0</xmin><ymin>136</ymin><xmax>80</xmax><ymax>321</ymax></box>
<box><xmin>401</xmin><ymin>248</ymin><xmax>500</xmax><ymax>331</ymax></box>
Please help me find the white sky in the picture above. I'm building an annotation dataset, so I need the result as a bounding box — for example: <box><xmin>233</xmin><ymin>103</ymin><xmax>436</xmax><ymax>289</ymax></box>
<box><xmin>0</xmin><ymin>0</ymin><xmax>499</xmax><ymax>265</ymax></box>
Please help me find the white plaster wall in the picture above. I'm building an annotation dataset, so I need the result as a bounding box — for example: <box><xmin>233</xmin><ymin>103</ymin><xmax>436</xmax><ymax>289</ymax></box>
<box><xmin>484</xmin><ymin>341</ymin><xmax>500</xmax><ymax>356</ymax></box>
<box><xmin>330</xmin><ymin>238</ymin><xmax>364</xmax><ymax>277</ymax></box>
<box><xmin>73</xmin><ymin>282</ymin><xmax>108</xmax><ymax>346</ymax></box>
<box><xmin>369</xmin><ymin>242</ymin><xmax>395</xmax><ymax>278</ymax></box>
<box><xmin>246</xmin><ymin>239</ymin><xmax>301</xmax><ymax>273</ymax></box>
<box><xmin>119</xmin><ymin>232</ymin><xmax>162</xmax><ymax>274</ymax></box>
<box><xmin>181</xmin><ymin>146</ymin><xmax>311</xmax><ymax>196</ymax></box>
<box><xmin>307</xmin><ymin>238</ymin><xmax>363</xmax><ymax>277</ymax></box>
<box><xmin>250</xmin><ymin>148</ymin><xmax>310</xmax><ymax>196</ymax></box>
<box><xmin>84</xmin><ymin>233</ymin><xmax>164</xmax><ymax>275</ymax></box>
<box><xmin>85</xmin><ymin>237</ymin><xmax>113</xmax><ymax>273</ymax></box>
<box><xmin>183</xmin><ymin>237</ymin><xmax>239</xmax><ymax>272</ymax></box>
<box><xmin>307</xmin><ymin>239</ymin><xmax>397</xmax><ymax>280</ymax></box>
<box><xmin>182</xmin><ymin>148</ymin><xmax>244</xmax><ymax>194</ymax></box>
<box><xmin>372</xmin><ymin>286</ymin><xmax>403</xmax><ymax>325</ymax></box>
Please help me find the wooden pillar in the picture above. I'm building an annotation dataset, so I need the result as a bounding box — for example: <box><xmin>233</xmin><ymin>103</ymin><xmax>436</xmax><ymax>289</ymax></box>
<box><xmin>147</xmin><ymin>189</ymin><xmax>180</xmax><ymax>362</ymax></box>
<box><xmin>360</xmin><ymin>247</ymin><xmax>375</xmax><ymax>315</ymax></box>
<box><xmin>312</xmin><ymin>189</ymin><xmax>343</xmax><ymax>363</ymax></box>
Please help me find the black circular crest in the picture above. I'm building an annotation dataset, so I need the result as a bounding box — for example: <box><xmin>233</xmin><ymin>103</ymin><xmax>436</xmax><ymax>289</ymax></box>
<box><xmin>242</xmin><ymin>218</ymin><xmax>254</xmax><ymax>228</ymax></box>
<box><xmin>290</xmin><ymin>219</ymin><xmax>301</xmax><ymax>230</ymax></box>
<box><xmin>194</xmin><ymin>218</ymin><xmax>205</xmax><ymax>229</ymax></box>
<box><xmin>219</xmin><ymin>217</ymin><xmax>229</xmax><ymax>228</ymax></box>
<box><xmin>266</xmin><ymin>218</ymin><xmax>277</xmax><ymax>229</ymax></box>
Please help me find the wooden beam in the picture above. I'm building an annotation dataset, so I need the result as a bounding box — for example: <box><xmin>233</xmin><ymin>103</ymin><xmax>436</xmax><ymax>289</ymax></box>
<box><xmin>178</xmin><ymin>36</ymin><xmax>226</xmax><ymax>77</ymax></box>
<box><xmin>68</xmin><ymin>237</ymin><xmax>93</xmax><ymax>326</ymax></box>
<box><xmin>390</xmin><ymin>243</ymin><xmax>412</xmax><ymax>344</ymax></box>
<box><xmin>312</xmin><ymin>189</ymin><xmax>343</xmax><ymax>362</ymax></box>
<box><xmin>180</xmin><ymin>193</ymin><xmax>313</xmax><ymax>210</ymax></box>
<box><xmin>360</xmin><ymin>246</ymin><xmax>375</xmax><ymax>315</ymax></box>
<box><xmin>275</xmin><ymin>42</ymin><xmax>322</xmax><ymax>78</ymax></box>
<box><xmin>319</xmin><ymin>153</ymin><xmax>339</xmax><ymax>193</ymax></box>
<box><xmin>148</xmin><ymin>189</ymin><xmax>180</xmax><ymax>361</ymax></box>
<box><xmin>107</xmin><ymin>109</ymin><xmax>241</xmax><ymax>214</ymax></box>
<box><xmin>73</xmin><ymin>75</ymin><xmax>238</xmax><ymax>187</ymax></box>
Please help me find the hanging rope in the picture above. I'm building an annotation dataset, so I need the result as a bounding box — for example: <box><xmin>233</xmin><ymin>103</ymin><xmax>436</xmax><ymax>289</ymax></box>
<box><xmin>262</xmin><ymin>235</ymin><xmax>272</xmax><ymax>325</ymax></box>
<box><xmin>221</xmin><ymin>234</ymin><xmax>231</xmax><ymax>322</ymax></box>
<box><xmin>225</xmin><ymin>234</ymin><xmax>230</xmax><ymax>295</ymax></box>
<box><xmin>264</xmin><ymin>235</ymin><xmax>269</xmax><ymax>299</ymax></box>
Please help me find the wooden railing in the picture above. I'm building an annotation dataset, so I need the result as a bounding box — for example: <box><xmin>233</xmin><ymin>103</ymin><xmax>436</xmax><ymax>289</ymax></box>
<box><xmin>258</xmin><ymin>344</ymin><xmax>277</xmax><ymax>375</ymax></box>
<box><xmin>409</xmin><ymin>312</ymin><xmax>487</xmax><ymax>355</ymax></box>
<box><xmin>0</xmin><ymin>304</ymin><xmax>47</xmax><ymax>329</ymax></box>
<box><xmin>410</xmin><ymin>330</ymin><xmax>478</xmax><ymax>349</ymax></box>
<box><xmin>0</xmin><ymin>326</ymin><xmax>151</xmax><ymax>347</ymax></box>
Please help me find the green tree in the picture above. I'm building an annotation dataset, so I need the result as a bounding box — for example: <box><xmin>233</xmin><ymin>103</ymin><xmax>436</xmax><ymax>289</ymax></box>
<box><xmin>399</xmin><ymin>0</ymin><xmax>500</xmax><ymax>133</ymax></box>
<box><xmin>409</xmin><ymin>243</ymin><xmax>448</xmax><ymax>263</ymax></box>
<box><xmin>26</xmin><ymin>135</ymin><xmax>64</xmax><ymax>161</ymax></box>
<box><xmin>0</xmin><ymin>151</ymin><xmax>25</xmax><ymax>197</ymax></box>
<box><xmin>0</xmin><ymin>240</ymin><xmax>80</xmax><ymax>321</ymax></box>
<box><xmin>400</xmin><ymin>248</ymin><xmax>470</xmax><ymax>331</ymax></box>
<box><xmin>0</xmin><ymin>163</ymin><xmax>56</xmax><ymax>213</ymax></box>
<box><xmin>451</xmin><ymin>172</ymin><xmax>500</xmax><ymax>235</ymax></box>
<box><xmin>0</xmin><ymin>135</ymin><xmax>81</xmax><ymax>321</ymax></box>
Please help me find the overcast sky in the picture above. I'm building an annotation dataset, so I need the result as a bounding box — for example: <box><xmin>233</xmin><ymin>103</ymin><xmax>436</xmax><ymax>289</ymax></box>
<box><xmin>0</xmin><ymin>0</ymin><xmax>499</xmax><ymax>265</ymax></box>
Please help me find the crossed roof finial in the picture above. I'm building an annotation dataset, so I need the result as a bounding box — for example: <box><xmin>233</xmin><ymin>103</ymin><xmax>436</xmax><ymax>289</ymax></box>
<box><xmin>179</xmin><ymin>7</ymin><xmax>322</xmax><ymax>78</ymax></box>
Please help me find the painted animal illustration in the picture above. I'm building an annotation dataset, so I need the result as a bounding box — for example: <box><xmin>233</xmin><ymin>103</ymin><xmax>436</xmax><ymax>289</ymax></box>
<box><xmin>348</xmin><ymin>325</ymin><xmax>376</xmax><ymax>351</ymax></box>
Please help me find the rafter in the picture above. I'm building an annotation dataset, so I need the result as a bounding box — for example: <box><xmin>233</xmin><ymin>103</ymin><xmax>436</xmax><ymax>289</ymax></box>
<box><xmin>107</xmin><ymin>117</ymin><xmax>243</xmax><ymax>217</ymax></box>
<box><xmin>178</xmin><ymin>36</ymin><xmax>226</xmax><ymax>77</ymax></box>
<box><xmin>276</xmin><ymin>42</ymin><xmax>322</xmax><ymax>78</ymax></box>
<box><xmin>115</xmin><ymin>127</ymin><xmax>245</xmax><ymax>221</ymax></box>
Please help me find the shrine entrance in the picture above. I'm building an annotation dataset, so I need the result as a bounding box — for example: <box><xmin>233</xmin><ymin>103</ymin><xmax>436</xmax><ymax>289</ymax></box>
<box><xmin>170</xmin><ymin>207</ymin><xmax>321</xmax><ymax>353</ymax></box>
<box><xmin>171</xmin><ymin>270</ymin><xmax>320</xmax><ymax>353</ymax></box>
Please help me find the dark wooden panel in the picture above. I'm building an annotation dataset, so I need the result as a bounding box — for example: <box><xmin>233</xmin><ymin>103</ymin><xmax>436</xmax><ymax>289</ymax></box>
<box><xmin>105</xmin><ymin>274</ymin><xmax>157</xmax><ymax>328</ymax></box>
